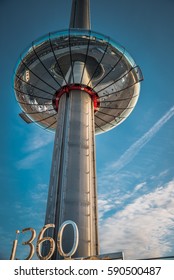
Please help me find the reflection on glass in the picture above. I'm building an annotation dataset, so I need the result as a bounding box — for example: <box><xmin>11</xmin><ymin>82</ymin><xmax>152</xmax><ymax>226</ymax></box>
<box><xmin>14</xmin><ymin>29</ymin><xmax>143</xmax><ymax>133</ymax></box>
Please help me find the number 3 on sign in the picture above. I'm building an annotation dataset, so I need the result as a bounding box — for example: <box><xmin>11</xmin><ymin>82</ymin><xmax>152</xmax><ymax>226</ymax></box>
<box><xmin>10</xmin><ymin>220</ymin><xmax>79</xmax><ymax>260</ymax></box>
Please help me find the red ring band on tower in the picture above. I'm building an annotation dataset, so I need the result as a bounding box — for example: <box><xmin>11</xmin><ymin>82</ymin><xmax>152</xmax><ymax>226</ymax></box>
<box><xmin>53</xmin><ymin>84</ymin><xmax>100</xmax><ymax>112</ymax></box>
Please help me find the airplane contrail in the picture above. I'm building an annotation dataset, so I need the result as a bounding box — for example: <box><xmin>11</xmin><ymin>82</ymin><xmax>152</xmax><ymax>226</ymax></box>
<box><xmin>110</xmin><ymin>106</ymin><xmax>174</xmax><ymax>173</ymax></box>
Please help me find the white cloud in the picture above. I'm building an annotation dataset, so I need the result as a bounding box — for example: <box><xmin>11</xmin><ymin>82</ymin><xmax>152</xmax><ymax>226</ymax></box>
<box><xmin>134</xmin><ymin>182</ymin><xmax>146</xmax><ymax>191</ymax></box>
<box><xmin>97</xmin><ymin>170</ymin><xmax>148</xmax><ymax>226</ymax></box>
<box><xmin>159</xmin><ymin>170</ymin><xmax>169</xmax><ymax>178</ymax></box>
<box><xmin>98</xmin><ymin>169</ymin><xmax>139</xmax><ymax>194</ymax></box>
<box><xmin>98</xmin><ymin>198</ymin><xmax>116</xmax><ymax>220</ymax></box>
<box><xmin>108</xmin><ymin>106</ymin><xmax>174</xmax><ymax>173</ymax></box>
<box><xmin>24</xmin><ymin>129</ymin><xmax>54</xmax><ymax>152</ymax></box>
<box><xmin>30</xmin><ymin>183</ymin><xmax>48</xmax><ymax>204</ymax></box>
<box><xmin>16</xmin><ymin>129</ymin><xmax>54</xmax><ymax>169</ymax></box>
<box><xmin>16</xmin><ymin>151</ymin><xmax>42</xmax><ymax>169</ymax></box>
<box><xmin>14</xmin><ymin>183</ymin><xmax>48</xmax><ymax>230</ymax></box>
<box><xmin>99</xmin><ymin>179</ymin><xmax>174</xmax><ymax>259</ymax></box>
<box><xmin>98</xmin><ymin>106</ymin><xmax>174</xmax><ymax>259</ymax></box>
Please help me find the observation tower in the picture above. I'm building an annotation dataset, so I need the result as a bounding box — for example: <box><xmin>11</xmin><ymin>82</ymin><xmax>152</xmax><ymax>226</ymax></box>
<box><xmin>14</xmin><ymin>0</ymin><xmax>143</xmax><ymax>259</ymax></box>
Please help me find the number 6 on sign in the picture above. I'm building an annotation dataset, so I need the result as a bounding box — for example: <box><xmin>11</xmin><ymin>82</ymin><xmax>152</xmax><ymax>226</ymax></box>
<box><xmin>36</xmin><ymin>223</ymin><xmax>56</xmax><ymax>260</ymax></box>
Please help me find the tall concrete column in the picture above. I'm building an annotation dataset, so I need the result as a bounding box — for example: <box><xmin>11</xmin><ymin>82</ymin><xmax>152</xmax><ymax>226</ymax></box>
<box><xmin>44</xmin><ymin>62</ymin><xmax>99</xmax><ymax>259</ymax></box>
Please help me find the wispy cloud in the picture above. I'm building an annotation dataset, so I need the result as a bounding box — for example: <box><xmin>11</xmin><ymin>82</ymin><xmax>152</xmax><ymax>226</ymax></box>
<box><xmin>16</xmin><ymin>128</ymin><xmax>54</xmax><ymax>169</ymax></box>
<box><xmin>16</xmin><ymin>151</ymin><xmax>42</xmax><ymax>169</ymax></box>
<box><xmin>109</xmin><ymin>106</ymin><xmax>174</xmax><ymax>173</ymax></box>
<box><xmin>11</xmin><ymin>183</ymin><xmax>49</xmax><ymax>259</ymax></box>
<box><xmin>30</xmin><ymin>183</ymin><xmax>48</xmax><ymax>204</ymax></box>
<box><xmin>98</xmin><ymin>197</ymin><xmax>116</xmax><ymax>220</ymax></box>
<box><xmin>97</xmin><ymin>106</ymin><xmax>174</xmax><ymax>258</ymax></box>
<box><xmin>98</xmin><ymin>171</ymin><xmax>146</xmax><ymax>222</ymax></box>
<box><xmin>134</xmin><ymin>182</ymin><xmax>146</xmax><ymax>191</ymax></box>
<box><xmin>24</xmin><ymin>129</ymin><xmax>54</xmax><ymax>152</ymax></box>
<box><xmin>99</xmin><ymin>179</ymin><xmax>174</xmax><ymax>259</ymax></box>
<box><xmin>14</xmin><ymin>183</ymin><xmax>48</xmax><ymax>218</ymax></box>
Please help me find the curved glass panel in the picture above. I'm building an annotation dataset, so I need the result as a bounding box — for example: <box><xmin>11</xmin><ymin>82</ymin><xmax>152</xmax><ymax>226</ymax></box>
<box><xmin>109</xmin><ymin>37</ymin><xmax>125</xmax><ymax>55</ymax></box>
<box><xmin>90</xmin><ymin>31</ymin><xmax>110</xmax><ymax>44</ymax></box>
<box><xmin>69</xmin><ymin>28</ymin><xmax>91</xmax><ymax>38</ymax></box>
<box><xmin>32</xmin><ymin>34</ymin><xmax>50</xmax><ymax>48</ymax></box>
<box><xmin>20</xmin><ymin>43</ymin><xmax>35</xmax><ymax>61</ymax></box>
<box><xmin>124</xmin><ymin>49</ymin><xmax>136</xmax><ymax>67</ymax></box>
<box><xmin>50</xmin><ymin>29</ymin><xmax>69</xmax><ymax>39</ymax></box>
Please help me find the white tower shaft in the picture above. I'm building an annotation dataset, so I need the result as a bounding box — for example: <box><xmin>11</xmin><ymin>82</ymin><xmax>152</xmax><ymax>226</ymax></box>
<box><xmin>44</xmin><ymin>36</ymin><xmax>99</xmax><ymax>258</ymax></box>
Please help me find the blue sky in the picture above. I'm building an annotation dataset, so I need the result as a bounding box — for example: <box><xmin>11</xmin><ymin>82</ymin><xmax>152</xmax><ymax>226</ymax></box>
<box><xmin>0</xmin><ymin>0</ymin><xmax>174</xmax><ymax>260</ymax></box>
